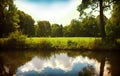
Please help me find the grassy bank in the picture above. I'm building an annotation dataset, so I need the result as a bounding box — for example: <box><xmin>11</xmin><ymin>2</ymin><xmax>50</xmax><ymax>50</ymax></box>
<box><xmin>0</xmin><ymin>37</ymin><xmax>120</xmax><ymax>50</ymax></box>
<box><xmin>26</xmin><ymin>37</ymin><xmax>100</xmax><ymax>50</ymax></box>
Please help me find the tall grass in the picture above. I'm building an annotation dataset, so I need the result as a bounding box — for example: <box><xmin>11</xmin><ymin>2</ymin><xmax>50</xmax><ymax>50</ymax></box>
<box><xmin>25</xmin><ymin>37</ymin><xmax>101</xmax><ymax>50</ymax></box>
<box><xmin>1</xmin><ymin>37</ymin><xmax>119</xmax><ymax>50</ymax></box>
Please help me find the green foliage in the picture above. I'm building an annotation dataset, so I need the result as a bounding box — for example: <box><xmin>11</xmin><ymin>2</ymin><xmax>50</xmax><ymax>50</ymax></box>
<box><xmin>51</xmin><ymin>24</ymin><xmax>63</xmax><ymax>37</ymax></box>
<box><xmin>77</xmin><ymin>0</ymin><xmax>119</xmax><ymax>40</ymax></box>
<box><xmin>106</xmin><ymin>2</ymin><xmax>120</xmax><ymax>39</ymax></box>
<box><xmin>36</xmin><ymin>21</ymin><xmax>51</xmax><ymax>37</ymax></box>
<box><xmin>90</xmin><ymin>39</ymin><xmax>102</xmax><ymax>49</ymax></box>
<box><xmin>7</xmin><ymin>4</ymin><xmax>20</xmax><ymax>30</ymax></box>
<box><xmin>39</xmin><ymin>40</ymin><xmax>52</xmax><ymax>50</ymax></box>
<box><xmin>69</xmin><ymin>19</ymin><xmax>81</xmax><ymax>37</ymax></box>
<box><xmin>18</xmin><ymin>10</ymin><xmax>35</xmax><ymax>37</ymax></box>
<box><xmin>81</xmin><ymin>16</ymin><xmax>99</xmax><ymax>37</ymax></box>
<box><xmin>63</xmin><ymin>19</ymin><xmax>81</xmax><ymax>37</ymax></box>
<box><xmin>63</xmin><ymin>17</ymin><xmax>99</xmax><ymax>37</ymax></box>
<box><xmin>25</xmin><ymin>37</ymin><xmax>100</xmax><ymax>50</ymax></box>
<box><xmin>7</xmin><ymin>31</ymin><xmax>27</xmax><ymax>49</ymax></box>
<box><xmin>67</xmin><ymin>40</ymin><xmax>78</xmax><ymax>49</ymax></box>
<box><xmin>0</xmin><ymin>0</ymin><xmax>19</xmax><ymax>37</ymax></box>
<box><xmin>1</xmin><ymin>37</ymin><xmax>120</xmax><ymax>50</ymax></box>
<box><xmin>77</xmin><ymin>0</ymin><xmax>116</xmax><ymax>18</ymax></box>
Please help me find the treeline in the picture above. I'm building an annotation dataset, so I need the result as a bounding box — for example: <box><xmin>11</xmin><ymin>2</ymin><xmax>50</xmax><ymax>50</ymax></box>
<box><xmin>0</xmin><ymin>6</ymin><xmax>102</xmax><ymax>37</ymax></box>
<box><xmin>0</xmin><ymin>3</ymin><xmax>100</xmax><ymax>37</ymax></box>
<box><xmin>0</xmin><ymin>0</ymin><xmax>120</xmax><ymax>39</ymax></box>
<box><xmin>35</xmin><ymin>16</ymin><xmax>100</xmax><ymax>37</ymax></box>
<box><xmin>0</xmin><ymin>1</ymin><xmax>101</xmax><ymax>38</ymax></box>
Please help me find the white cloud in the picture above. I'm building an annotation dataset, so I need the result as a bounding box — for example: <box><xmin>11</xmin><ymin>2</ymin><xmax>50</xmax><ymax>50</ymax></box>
<box><xmin>14</xmin><ymin>0</ymin><xmax>81</xmax><ymax>25</ymax></box>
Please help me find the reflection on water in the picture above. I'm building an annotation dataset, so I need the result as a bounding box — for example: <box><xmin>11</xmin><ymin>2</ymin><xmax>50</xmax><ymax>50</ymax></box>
<box><xmin>17</xmin><ymin>53</ymin><xmax>99</xmax><ymax>76</ymax></box>
<box><xmin>0</xmin><ymin>50</ymin><xmax>120</xmax><ymax>76</ymax></box>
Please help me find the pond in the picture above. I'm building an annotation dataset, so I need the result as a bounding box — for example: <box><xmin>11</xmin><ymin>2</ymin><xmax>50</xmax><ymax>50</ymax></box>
<box><xmin>0</xmin><ymin>50</ymin><xmax>120</xmax><ymax>76</ymax></box>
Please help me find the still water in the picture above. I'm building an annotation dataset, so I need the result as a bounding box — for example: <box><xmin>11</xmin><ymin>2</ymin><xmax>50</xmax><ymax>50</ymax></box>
<box><xmin>0</xmin><ymin>50</ymin><xmax>120</xmax><ymax>76</ymax></box>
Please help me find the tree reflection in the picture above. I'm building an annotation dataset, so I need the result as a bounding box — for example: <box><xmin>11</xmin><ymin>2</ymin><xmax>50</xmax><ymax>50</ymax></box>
<box><xmin>0</xmin><ymin>56</ymin><xmax>6</xmax><ymax>76</ymax></box>
<box><xmin>78</xmin><ymin>65</ymin><xmax>95</xmax><ymax>76</ymax></box>
<box><xmin>0</xmin><ymin>50</ymin><xmax>56</xmax><ymax>76</ymax></box>
<box><xmin>0</xmin><ymin>50</ymin><xmax>120</xmax><ymax>76</ymax></box>
<box><xmin>99</xmin><ymin>54</ymin><xmax>106</xmax><ymax>76</ymax></box>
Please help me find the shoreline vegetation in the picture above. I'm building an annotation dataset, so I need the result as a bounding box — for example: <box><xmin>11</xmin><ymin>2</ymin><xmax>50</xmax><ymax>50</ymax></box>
<box><xmin>0</xmin><ymin>36</ymin><xmax>120</xmax><ymax>51</ymax></box>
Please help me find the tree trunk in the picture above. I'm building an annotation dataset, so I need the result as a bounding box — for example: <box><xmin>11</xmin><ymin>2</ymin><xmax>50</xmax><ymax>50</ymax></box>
<box><xmin>99</xmin><ymin>0</ymin><xmax>106</xmax><ymax>41</ymax></box>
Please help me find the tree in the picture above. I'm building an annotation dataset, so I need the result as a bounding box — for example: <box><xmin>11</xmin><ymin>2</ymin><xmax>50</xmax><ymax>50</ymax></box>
<box><xmin>59</xmin><ymin>24</ymin><xmax>63</xmax><ymax>37</ymax></box>
<box><xmin>63</xmin><ymin>19</ymin><xmax>81</xmax><ymax>37</ymax></box>
<box><xmin>77</xmin><ymin>0</ymin><xmax>119</xmax><ymax>41</ymax></box>
<box><xmin>0</xmin><ymin>0</ymin><xmax>19</xmax><ymax>37</ymax></box>
<box><xmin>63</xmin><ymin>25</ymin><xmax>71</xmax><ymax>37</ymax></box>
<box><xmin>81</xmin><ymin>16</ymin><xmax>99</xmax><ymax>37</ymax></box>
<box><xmin>6</xmin><ymin>4</ymin><xmax>19</xmax><ymax>34</ymax></box>
<box><xmin>69</xmin><ymin>19</ymin><xmax>81</xmax><ymax>37</ymax></box>
<box><xmin>51</xmin><ymin>24</ymin><xmax>63</xmax><ymax>37</ymax></box>
<box><xmin>18</xmin><ymin>10</ymin><xmax>35</xmax><ymax>37</ymax></box>
<box><xmin>36</xmin><ymin>21</ymin><xmax>51</xmax><ymax>37</ymax></box>
<box><xmin>106</xmin><ymin>1</ymin><xmax>120</xmax><ymax>40</ymax></box>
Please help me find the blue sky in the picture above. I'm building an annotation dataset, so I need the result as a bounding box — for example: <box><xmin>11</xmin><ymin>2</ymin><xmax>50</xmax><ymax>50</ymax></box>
<box><xmin>14</xmin><ymin>0</ymin><xmax>81</xmax><ymax>25</ymax></box>
<box><xmin>24</xmin><ymin>0</ymin><xmax>70</xmax><ymax>5</ymax></box>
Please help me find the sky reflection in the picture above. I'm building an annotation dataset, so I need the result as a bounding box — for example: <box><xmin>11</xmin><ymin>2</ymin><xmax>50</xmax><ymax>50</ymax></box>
<box><xmin>17</xmin><ymin>53</ymin><xmax>100</xmax><ymax>76</ymax></box>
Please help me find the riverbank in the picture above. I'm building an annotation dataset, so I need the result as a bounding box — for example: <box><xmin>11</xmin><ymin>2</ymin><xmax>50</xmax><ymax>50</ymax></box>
<box><xmin>0</xmin><ymin>37</ymin><xmax>120</xmax><ymax>51</ymax></box>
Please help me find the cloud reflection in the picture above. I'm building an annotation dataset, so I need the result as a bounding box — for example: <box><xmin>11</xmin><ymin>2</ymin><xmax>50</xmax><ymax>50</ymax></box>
<box><xmin>17</xmin><ymin>53</ymin><xmax>100</xmax><ymax>76</ymax></box>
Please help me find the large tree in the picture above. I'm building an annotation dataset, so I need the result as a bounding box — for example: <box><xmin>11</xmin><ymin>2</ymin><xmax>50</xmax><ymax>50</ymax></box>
<box><xmin>63</xmin><ymin>19</ymin><xmax>81</xmax><ymax>37</ymax></box>
<box><xmin>106</xmin><ymin>1</ymin><xmax>120</xmax><ymax>39</ymax></box>
<box><xmin>51</xmin><ymin>24</ymin><xmax>63</xmax><ymax>37</ymax></box>
<box><xmin>18</xmin><ymin>10</ymin><xmax>35</xmax><ymax>37</ymax></box>
<box><xmin>81</xmin><ymin>16</ymin><xmax>99</xmax><ymax>37</ymax></box>
<box><xmin>69</xmin><ymin>19</ymin><xmax>81</xmax><ymax>37</ymax></box>
<box><xmin>36</xmin><ymin>21</ymin><xmax>51</xmax><ymax>37</ymax></box>
<box><xmin>0</xmin><ymin>0</ymin><xmax>19</xmax><ymax>37</ymax></box>
<box><xmin>77</xmin><ymin>0</ymin><xmax>119</xmax><ymax>41</ymax></box>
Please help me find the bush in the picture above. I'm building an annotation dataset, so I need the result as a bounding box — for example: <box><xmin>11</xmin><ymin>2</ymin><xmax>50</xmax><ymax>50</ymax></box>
<box><xmin>67</xmin><ymin>40</ymin><xmax>77</xmax><ymax>49</ymax></box>
<box><xmin>39</xmin><ymin>40</ymin><xmax>52</xmax><ymax>50</ymax></box>
<box><xmin>7</xmin><ymin>31</ymin><xmax>27</xmax><ymax>49</ymax></box>
<box><xmin>89</xmin><ymin>39</ymin><xmax>102</xmax><ymax>49</ymax></box>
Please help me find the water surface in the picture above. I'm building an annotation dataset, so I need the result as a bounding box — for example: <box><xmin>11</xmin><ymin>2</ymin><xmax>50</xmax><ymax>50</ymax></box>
<box><xmin>0</xmin><ymin>50</ymin><xmax>120</xmax><ymax>76</ymax></box>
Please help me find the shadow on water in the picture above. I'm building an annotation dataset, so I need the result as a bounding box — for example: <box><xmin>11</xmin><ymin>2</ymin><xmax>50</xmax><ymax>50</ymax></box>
<box><xmin>0</xmin><ymin>50</ymin><xmax>120</xmax><ymax>76</ymax></box>
<box><xmin>108</xmin><ymin>51</ymin><xmax>120</xmax><ymax>76</ymax></box>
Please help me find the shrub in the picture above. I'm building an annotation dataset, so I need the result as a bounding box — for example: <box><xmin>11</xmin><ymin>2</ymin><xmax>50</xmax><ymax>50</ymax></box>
<box><xmin>89</xmin><ymin>39</ymin><xmax>102</xmax><ymax>49</ymax></box>
<box><xmin>67</xmin><ymin>40</ymin><xmax>77</xmax><ymax>49</ymax></box>
<box><xmin>39</xmin><ymin>40</ymin><xmax>52</xmax><ymax>50</ymax></box>
<box><xmin>7</xmin><ymin>31</ymin><xmax>27</xmax><ymax>49</ymax></box>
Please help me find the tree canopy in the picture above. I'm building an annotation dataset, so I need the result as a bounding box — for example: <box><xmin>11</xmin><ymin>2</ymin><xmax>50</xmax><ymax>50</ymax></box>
<box><xmin>106</xmin><ymin>1</ymin><xmax>120</xmax><ymax>39</ymax></box>
<box><xmin>77</xmin><ymin>0</ymin><xmax>120</xmax><ymax>41</ymax></box>
<box><xmin>18</xmin><ymin>10</ymin><xmax>35</xmax><ymax>37</ymax></box>
<box><xmin>0</xmin><ymin>0</ymin><xmax>19</xmax><ymax>37</ymax></box>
